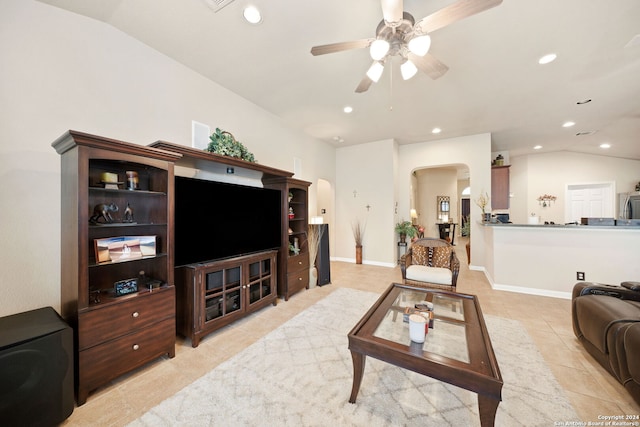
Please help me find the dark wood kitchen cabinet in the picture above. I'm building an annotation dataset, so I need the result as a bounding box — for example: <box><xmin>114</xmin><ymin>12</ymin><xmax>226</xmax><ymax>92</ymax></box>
<box><xmin>491</xmin><ymin>165</ymin><xmax>510</xmax><ymax>210</ymax></box>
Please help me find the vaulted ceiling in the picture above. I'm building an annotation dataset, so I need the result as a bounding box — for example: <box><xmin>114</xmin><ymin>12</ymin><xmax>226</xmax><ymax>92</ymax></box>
<box><xmin>38</xmin><ymin>0</ymin><xmax>640</xmax><ymax>160</ymax></box>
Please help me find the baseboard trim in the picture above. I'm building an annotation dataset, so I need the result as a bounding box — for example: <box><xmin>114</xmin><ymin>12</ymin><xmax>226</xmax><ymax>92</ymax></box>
<box><xmin>330</xmin><ymin>257</ymin><xmax>396</xmax><ymax>268</ymax></box>
<box><xmin>492</xmin><ymin>284</ymin><xmax>572</xmax><ymax>300</ymax></box>
<box><xmin>476</xmin><ymin>266</ymin><xmax>572</xmax><ymax>299</ymax></box>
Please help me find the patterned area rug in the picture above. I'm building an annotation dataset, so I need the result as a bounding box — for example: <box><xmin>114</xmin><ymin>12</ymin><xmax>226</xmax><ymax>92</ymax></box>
<box><xmin>129</xmin><ymin>288</ymin><xmax>578</xmax><ymax>426</ymax></box>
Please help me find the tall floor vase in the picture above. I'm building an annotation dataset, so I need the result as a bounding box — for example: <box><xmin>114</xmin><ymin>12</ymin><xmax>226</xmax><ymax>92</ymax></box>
<box><xmin>355</xmin><ymin>245</ymin><xmax>363</xmax><ymax>264</ymax></box>
<box><xmin>309</xmin><ymin>266</ymin><xmax>318</xmax><ymax>288</ymax></box>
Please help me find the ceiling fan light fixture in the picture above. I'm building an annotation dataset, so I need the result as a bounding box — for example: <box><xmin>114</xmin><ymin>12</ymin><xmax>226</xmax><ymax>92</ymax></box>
<box><xmin>366</xmin><ymin>62</ymin><xmax>385</xmax><ymax>83</ymax></box>
<box><xmin>370</xmin><ymin>39</ymin><xmax>390</xmax><ymax>61</ymax></box>
<box><xmin>408</xmin><ymin>35</ymin><xmax>431</xmax><ymax>56</ymax></box>
<box><xmin>400</xmin><ymin>59</ymin><xmax>418</xmax><ymax>80</ymax></box>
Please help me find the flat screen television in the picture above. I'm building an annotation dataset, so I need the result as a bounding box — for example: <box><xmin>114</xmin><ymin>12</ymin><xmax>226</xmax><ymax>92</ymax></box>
<box><xmin>174</xmin><ymin>176</ymin><xmax>282</xmax><ymax>266</ymax></box>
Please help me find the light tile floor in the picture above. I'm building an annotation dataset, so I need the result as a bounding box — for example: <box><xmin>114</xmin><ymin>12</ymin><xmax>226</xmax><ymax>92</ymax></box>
<box><xmin>62</xmin><ymin>237</ymin><xmax>639</xmax><ymax>425</ymax></box>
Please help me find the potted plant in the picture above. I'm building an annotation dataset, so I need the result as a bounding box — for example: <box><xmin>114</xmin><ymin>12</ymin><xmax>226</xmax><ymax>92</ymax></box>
<box><xmin>288</xmin><ymin>243</ymin><xmax>300</xmax><ymax>256</ymax></box>
<box><xmin>206</xmin><ymin>128</ymin><xmax>256</xmax><ymax>162</ymax></box>
<box><xmin>461</xmin><ymin>216</ymin><xmax>471</xmax><ymax>264</ymax></box>
<box><xmin>395</xmin><ymin>220</ymin><xmax>417</xmax><ymax>243</ymax></box>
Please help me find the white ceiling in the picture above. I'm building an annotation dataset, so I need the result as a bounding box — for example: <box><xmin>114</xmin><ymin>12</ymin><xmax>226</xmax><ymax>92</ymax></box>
<box><xmin>38</xmin><ymin>0</ymin><xmax>640</xmax><ymax>160</ymax></box>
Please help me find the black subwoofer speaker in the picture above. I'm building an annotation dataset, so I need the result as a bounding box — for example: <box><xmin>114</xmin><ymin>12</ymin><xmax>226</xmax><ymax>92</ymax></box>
<box><xmin>0</xmin><ymin>307</ymin><xmax>74</xmax><ymax>426</ymax></box>
<box><xmin>315</xmin><ymin>224</ymin><xmax>331</xmax><ymax>286</ymax></box>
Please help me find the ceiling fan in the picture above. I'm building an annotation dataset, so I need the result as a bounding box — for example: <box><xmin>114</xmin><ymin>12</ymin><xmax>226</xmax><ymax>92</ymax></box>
<box><xmin>310</xmin><ymin>0</ymin><xmax>503</xmax><ymax>93</ymax></box>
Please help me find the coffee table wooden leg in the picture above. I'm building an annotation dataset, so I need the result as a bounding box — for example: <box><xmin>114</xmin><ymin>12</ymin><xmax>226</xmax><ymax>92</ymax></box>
<box><xmin>478</xmin><ymin>394</ymin><xmax>500</xmax><ymax>427</ymax></box>
<box><xmin>348</xmin><ymin>351</ymin><xmax>366</xmax><ymax>403</ymax></box>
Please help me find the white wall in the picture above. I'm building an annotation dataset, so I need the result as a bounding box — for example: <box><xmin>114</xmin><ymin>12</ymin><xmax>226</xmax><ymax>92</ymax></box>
<box><xmin>334</xmin><ymin>140</ymin><xmax>397</xmax><ymax>266</ymax></box>
<box><xmin>0</xmin><ymin>0</ymin><xmax>335</xmax><ymax>317</ymax></box>
<box><xmin>334</xmin><ymin>134</ymin><xmax>491</xmax><ymax>267</ymax></box>
<box><xmin>510</xmin><ymin>151</ymin><xmax>640</xmax><ymax>224</ymax></box>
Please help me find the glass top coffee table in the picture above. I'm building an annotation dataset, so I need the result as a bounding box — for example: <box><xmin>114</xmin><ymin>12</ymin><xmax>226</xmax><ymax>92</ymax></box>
<box><xmin>348</xmin><ymin>283</ymin><xmax>503</xmax><ymax>427</ymax></box>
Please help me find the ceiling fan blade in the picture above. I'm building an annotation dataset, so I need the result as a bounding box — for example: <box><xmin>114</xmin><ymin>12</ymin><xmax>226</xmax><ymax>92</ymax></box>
<box><xmin>381</xmin><ymin>0</ymin><xmax>403</xmax><ymax>24</ymax></box>
<box><xmin>310</xmin><ymin>39</ymin><xmax>373</xmax><ymax>56</ymax></box>
<box><xmin>408</xmin><ymin>53</ymin><xmax>449</xmax><ymax>80</ymax></box>
<box><xmin>355</xmin><ymin>75</ymin><xmax>374</xmax><ymax>93</ymax></box>
<box><xmin>415</xmin><ymin>0</ymin><xmax>503</xmax><ymax>34</ymax></box>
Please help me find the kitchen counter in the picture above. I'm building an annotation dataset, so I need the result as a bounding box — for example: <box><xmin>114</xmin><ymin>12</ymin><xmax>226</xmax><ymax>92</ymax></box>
<box><xmin>479</xmin><ymin>222</ymin><xmax>640</xmax><ymax>298</ymax></box>
<box><xmin>480</xmin><ymin>222</ymin><xmax>640</xmax><ymax>230</ymax></box>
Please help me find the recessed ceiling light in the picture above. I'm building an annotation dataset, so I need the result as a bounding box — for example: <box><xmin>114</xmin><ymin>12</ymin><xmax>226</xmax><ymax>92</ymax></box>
<box><xmin>562</xmin><ymin>121</ymin><xmax>575</xmax><ymax>128</ymax></box>
<box><xmin>343</xmin><ymin>106</ymin><xmax>353</xmax><ymax>113</ymax></box>
<box><xmin>600</xmin><ymin>143</ymin><xmax>611</xmax><ymax>149</ymax></box>
<box><xmin>577</xmin><ymin>99</ymin><xmax>592</xmax><ymax>105</ymax></box>
<box><xmin>538</xmin><ymin>53</ymin><xmax>557</xmax><ymax>64</ymax></box>
<box><xmin>432</xmin><ymin>127</ymin><xmax>442</xmax><ymax>134</ymax></box>
<box><xmin>332</xmin><ymin>136</ymin><xmax>344</xmax><ymax>143</ymax></box>
<box><xmin>534</xmin><ymin>145</ymin><xmax>543</xmax><ymax>150</ymax></box>
<box><xmin>243</xmin><ymin>6</ymin><xmax>262</xmax><ymax>24</ymax></box>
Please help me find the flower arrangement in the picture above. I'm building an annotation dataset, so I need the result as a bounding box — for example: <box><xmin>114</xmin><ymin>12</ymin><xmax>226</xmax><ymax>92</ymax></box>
<box><xmin>474</xmin><ymin>191</ymin><xmax>490</xmax><ymax>213</ymax></box>
<box><xmin>206</xmin><ymin>128</ymin><xmax>256</xmax><ymax>162</ymax></box>
<box><xmin>537</xmin><ymin>194</ymin><xmax>557</xmax><ymax>207</ymax></box>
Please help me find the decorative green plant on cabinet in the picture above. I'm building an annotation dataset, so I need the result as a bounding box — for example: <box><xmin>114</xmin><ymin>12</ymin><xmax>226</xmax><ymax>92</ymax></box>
<box><xmin>206</xmin><ymin>128</ymin><xmax>256</xmax><ymax>162</ymax></box>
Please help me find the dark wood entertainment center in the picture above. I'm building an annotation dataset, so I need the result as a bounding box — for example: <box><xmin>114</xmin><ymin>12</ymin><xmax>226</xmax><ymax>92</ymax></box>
<box><xmin>53</xmin><ymin>131</ymin><xmax>181</xmax><ymax>405</ymax></box>
<box><xmin>149</xmin><ymin>140</ymin><xmax>312</xmax><ymax>303</ymax></box>
<box><xmin>54</xmin><ymin>131</ymin><xmax>311</xmax><ymax>403</ymax></box>
<box><xmin>150</xmin><ymin>141</ymin><xmax>311</xmax><ymax>345</ymax></box>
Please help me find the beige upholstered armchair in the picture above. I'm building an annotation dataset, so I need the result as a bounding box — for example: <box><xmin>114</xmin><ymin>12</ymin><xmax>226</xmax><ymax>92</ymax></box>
<box><xmin>400</xmin><ymin>238</ymin><xmax>460</xmax><ymax>291</ymax></box>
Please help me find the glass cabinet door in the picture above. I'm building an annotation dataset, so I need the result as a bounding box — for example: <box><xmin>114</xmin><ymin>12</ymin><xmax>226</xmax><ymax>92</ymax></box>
<box><xmin>248</xmin><ymin>258</ymin><xmax>273</xmax><ymax>305</ymax></box>
<box><xmin>204</xmin><ymin>265</ymin><xmax>242</xmax><ymax>322</ymax></box>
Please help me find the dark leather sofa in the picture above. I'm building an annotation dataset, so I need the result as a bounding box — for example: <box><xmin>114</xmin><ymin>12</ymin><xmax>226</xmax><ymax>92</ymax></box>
<box><xmin>572</xmin><ymin>281</ymin><xmax>640</xmax><ymax>405</ymax></box>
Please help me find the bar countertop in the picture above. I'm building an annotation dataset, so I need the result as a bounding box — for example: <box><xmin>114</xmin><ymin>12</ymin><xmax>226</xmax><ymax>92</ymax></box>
<box><xmin>480</xmin><ymin>222</ymin><xmax>640</xmax><ymax>230</ymax></box>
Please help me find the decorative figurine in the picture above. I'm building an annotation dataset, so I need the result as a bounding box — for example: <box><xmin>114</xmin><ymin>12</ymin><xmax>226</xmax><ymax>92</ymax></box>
<box><xmin>123</xmin><ymin>203</ymin><xmax>134</xmax><ymax>223</ymax></box>
<box><xmin>89</xmin><ymin>203</ymin><xmax>118</xmax><ymax>224</ymax></box>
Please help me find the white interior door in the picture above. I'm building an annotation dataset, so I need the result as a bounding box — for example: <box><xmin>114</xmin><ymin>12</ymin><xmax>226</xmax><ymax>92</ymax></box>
<box><xmin>566</xmin><ymin>183</ymin><xmax>614</xmax><ymax>222</ymax></box>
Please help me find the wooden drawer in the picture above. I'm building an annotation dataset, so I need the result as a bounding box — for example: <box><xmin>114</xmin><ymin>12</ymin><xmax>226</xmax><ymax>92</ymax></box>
<box><xmin>78</xmin><ymin>287</ymin><xmax>174</xmax><ymax>350</ymax></box>
<box><xmin>78</xmin><ymin>317</ymin><xmax>175</xmax><ymax>395</ymax></box>
<box><xmin>287</xmin><ymin>254</ymin><xmax>309</xmax><ymax>274</ymax></box>
<box><xmin>287</xmin><ymin>268</ymin><xmax>309</xmax><ymax>291</ymax></box>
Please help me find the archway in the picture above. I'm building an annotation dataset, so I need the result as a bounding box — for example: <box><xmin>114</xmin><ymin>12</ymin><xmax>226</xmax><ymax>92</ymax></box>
<box><xmin>410</xmin><ymin>164</ymin><xmax>470</xmax><ymax>240</ymax></box>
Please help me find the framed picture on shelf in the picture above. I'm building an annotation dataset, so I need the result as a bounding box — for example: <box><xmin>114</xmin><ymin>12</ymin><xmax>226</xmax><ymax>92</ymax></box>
<box><xmin>94</xmin><ymin>235</ymin><xmax>156</xmax><ymax>263</ymax></box>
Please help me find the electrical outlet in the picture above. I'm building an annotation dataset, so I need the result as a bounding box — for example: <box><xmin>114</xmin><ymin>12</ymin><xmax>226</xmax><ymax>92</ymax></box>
<box><xmin>577</xmin><ymin>272</ymin><xmax>585</xmax><ymax>281</ymax></box>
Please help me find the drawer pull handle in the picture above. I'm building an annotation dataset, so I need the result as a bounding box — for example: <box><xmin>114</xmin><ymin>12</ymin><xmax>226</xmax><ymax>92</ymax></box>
<box><xmin>298</xmin><ymin>261</ymin><xmax>302</xmax><ymax>265</ymax></box>
<box><xmin>298</xmin><ymin>277</ymin><xmax>303</xmax><ymax>281</ymax></box>
<box><xmin>132</xmin><ymin>312</ymin><xmax>140</xmax><ymax>318</ymax></box>
<box><xmin>132</xmin><ymin>344</ymin><xmax>140</xmax><ymax>351</ymax></box>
